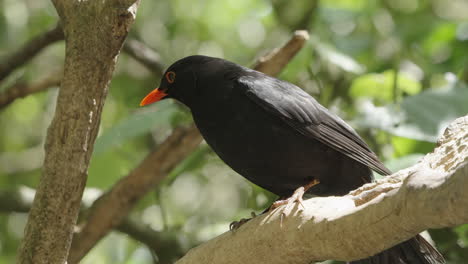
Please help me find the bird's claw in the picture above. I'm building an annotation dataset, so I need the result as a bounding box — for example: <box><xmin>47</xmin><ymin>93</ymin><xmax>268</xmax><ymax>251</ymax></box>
<box><xmin>229</xmin><ymin>212</ymin><xmax>257</xmax><ymax>231</ymax></box>
<box><xmin>267</xmin><ymin>186</ymin><xmax>309</xmax><ymax>227</ymax></box>
<box><xmin>269</xmin><ymin>186</ymin><xmax>306</xmax><ymax>211</ymax></box>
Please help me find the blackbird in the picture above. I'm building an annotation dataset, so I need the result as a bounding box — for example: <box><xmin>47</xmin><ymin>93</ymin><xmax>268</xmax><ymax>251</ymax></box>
<box><xmin>141</xmin><ymin>55</ymin><xmax>445</xmax><ymax>264</ymax></box>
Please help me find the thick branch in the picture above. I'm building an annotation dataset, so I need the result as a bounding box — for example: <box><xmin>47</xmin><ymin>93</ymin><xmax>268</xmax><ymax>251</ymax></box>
<box><xmin>68</xmin><ymin>30</ymin><xmax>311</xmax><ymax>263</ymax></box>
<box><xmin>176</xmin><ymin>116</ymin><xmax>468</xmax><ymax>264</ymax></box>
<box><xmin>0</xmin><ymin>72</ymin><xmax>61</xmax><ymax>109</ymax></box>
<box><xmin>17</xmin><ymin>2</ymin><xmax>139</xmax><ymax>264</ymax></box>
<box><xmin>0</xmin><ymin>24</ymin><xmax>63</xmax><ymax>83</ymax></box>
<box><xmin>68</xmin><ymin>125</ymin><xmax>202</xmax><ymax>264</ymax></box>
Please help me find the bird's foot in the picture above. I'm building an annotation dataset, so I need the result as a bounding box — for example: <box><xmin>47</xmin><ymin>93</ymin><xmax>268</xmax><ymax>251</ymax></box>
<box><xmin>268</xmin><ymin>179</ymin><xmax>320</xmax><ymax>227</ymax></box>
<box><xmin>229</xmin><ymin>212</ymin><xmax>257</xmax><ymax>231</ymax></box>
<box><xmin>270</xmin><ymin>186</ymin><xmax>306</xmax><ymax>212</ymax></box>
<box><xmin>269</xmin><ymin>179</ymin><xmax>320</xmax><ymax>211</ymax></box>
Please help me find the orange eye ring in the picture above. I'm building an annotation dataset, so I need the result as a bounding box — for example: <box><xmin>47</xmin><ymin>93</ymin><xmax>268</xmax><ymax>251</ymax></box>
<box><xmin>165</xmin><ymin>71</ymin><xmax>176</xmax><ymax>83</ymax></box>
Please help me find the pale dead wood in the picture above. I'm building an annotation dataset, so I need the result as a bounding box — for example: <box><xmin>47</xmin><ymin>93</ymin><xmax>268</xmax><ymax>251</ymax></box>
<box><xmin>176</xmin><ymin>116</ymin><xmax>467</xmax><ymax>264</ymax></box>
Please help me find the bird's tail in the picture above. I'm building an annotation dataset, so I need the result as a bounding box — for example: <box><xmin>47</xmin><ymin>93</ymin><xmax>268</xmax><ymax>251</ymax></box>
<box><xmin>349</xmin><ymin>234</ymin><xmax>445</xmax><ymax>264</ymax></box>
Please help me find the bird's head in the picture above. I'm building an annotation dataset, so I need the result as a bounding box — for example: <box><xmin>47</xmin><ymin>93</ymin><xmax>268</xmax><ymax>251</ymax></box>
<box><xmin>140</xmin><ymin>55</ymin><xmax>227</xmax><ymax>107</ymax></box>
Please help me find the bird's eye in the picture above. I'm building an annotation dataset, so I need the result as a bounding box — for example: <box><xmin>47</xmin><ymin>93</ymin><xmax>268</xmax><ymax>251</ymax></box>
<box><xmin>165</xmin><ymin>71</ymin><xmax>176</xmax><ymax>84</ymax></box>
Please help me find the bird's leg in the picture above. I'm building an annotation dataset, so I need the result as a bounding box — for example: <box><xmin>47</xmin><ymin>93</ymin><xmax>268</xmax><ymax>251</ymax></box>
<box><xmin>229</xmin><ymin>211</ymin><xmax>257</xmax><ymax>231</ymax></box>
<box><xmin>269</xmin><ymin>178</ymin><xmax>320</xmax><ymax>210</ymax></box>
<box><xmin>268</xmin><ymin>179</ymin><xmax>320</xmax><ymax>227</ymax></box>
<box><xmin>230</xmin><ymin>179</ymin><xmax>320</xmax><ymax>230</ymax></box>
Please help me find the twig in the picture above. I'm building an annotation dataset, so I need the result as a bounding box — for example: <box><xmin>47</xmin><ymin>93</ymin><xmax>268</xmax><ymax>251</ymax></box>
<box><xmin>175</xmin><ymin>116</ymin><xmax>467</xmax><ymax>264</ymax></box>
<box><xmin>68</xmin><ymin>30</ymin><xmax>311</xmax><ymax>263</ymax></box>
<box><xmin>0</xmin><ymin>24</ymin><xmax>64</xmax><ymax>83</ymax></box>
<box><xmin>253</xmin><ymin>30</ymin><xmax>309</xmax><ymax>76</ymax></box>
<box><xmin>0</xmin><ymin>72</ymin><xmax>61</xmax><ymax>109</ymax></box>
<box><xmin>123</xmin><ymin>39</ymin><xmax>166</xmax><ymax>74</ymax></box>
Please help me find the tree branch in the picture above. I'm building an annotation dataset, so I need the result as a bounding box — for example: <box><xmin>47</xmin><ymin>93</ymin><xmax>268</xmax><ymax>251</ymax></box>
<box><xmin>0</xmin><ymin>24</ymin><xmax>63</xmax><ymax>83</ymax></box>
<box><xmin>0</xmin><ymin>30</ymin><xmax>162</xmax><ymax>108</ymax></box>
<box><xmin>253</xmin><ymin>30</ymin><xmax>309</xmax><ymax>76</ymax></box>
<box><xmin>17</xmin><ymin>1</ymin><xmax>140</xmax><ymax>263</ymax></box>
<box><xmin>175</xmin><ymin>116</ymin><xmax>468</xmax><ymax>264</ymax></box>
<box><xmin>0</xmin><ymin>72</ymin><xmax>61</xmax><ymax>109</ymax></box>
<box><xmin>0</xmin><ymin>18</ymin><xmax>165</xmax><ymax>107</ymax></box>
<box><xmin>68</xmin><ymin>125</ymin><xmax>202</xmax><ymax>264</ymax></box>
<box><xmin>67</xmin><ymin>30</ymin><xmax>311</xmax><ymax>263</ymax></box>
<box><xmin>123</xmin><ymin>38</ymin><xmax>165</xmax><ymax>74</ymax></box>
<box><xmin>0</xmin><ymin>187</ymin><xmax>183</xmax><ymax>263</ymax></box>
<box><xmin>116</xmin><ymin>218</ymin><xmax>184</xmax><ymax>263</ymax></box>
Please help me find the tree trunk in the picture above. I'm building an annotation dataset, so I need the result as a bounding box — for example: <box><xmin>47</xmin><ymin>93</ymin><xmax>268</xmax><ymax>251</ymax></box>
<box><xmin>17</xmin><ymin>1</ymin><xmax>140</xmax><ymax>263</ymax></box>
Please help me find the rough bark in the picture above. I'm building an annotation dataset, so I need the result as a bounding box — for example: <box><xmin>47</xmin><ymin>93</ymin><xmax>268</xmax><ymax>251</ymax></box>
<box><xmin>176</xmin><ymin>116</ymin><xmax>468</xmax><ymax>264</ymax></box>
<box><xmin>16</xmin><ymin>1</ymin><xmax>140</xmax><ymax>263</ymax></box>
<box><xmin>67</xmin><ymin>30</ymin><xmax>311</xmax><ymax>263</ymax></box>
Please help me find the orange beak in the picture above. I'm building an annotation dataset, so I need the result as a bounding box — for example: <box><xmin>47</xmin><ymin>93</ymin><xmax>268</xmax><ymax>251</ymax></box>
<box><xmin>140</xmin><ymin>88</ymin><xmax>168</xmax><ymax>106</ymax></box>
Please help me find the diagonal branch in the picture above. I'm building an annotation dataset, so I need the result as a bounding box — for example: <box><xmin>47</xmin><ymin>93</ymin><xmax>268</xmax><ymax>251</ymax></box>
<box><xmin>68</xmin><ymin>30</ymin><xmax>311</xmax><ymax>263</ymax></box>
<box><xmin>68</xmin><ymin>125</ymin><xmax>202</xmax><ymax>264</ymax></box>
<box><xmin>123</xmin><ymin>39</ymin><xmax>165</xmax><ymax>74</ymax></box>
<box><xmin>116</xmin><ymin>218</ymin><xmax>184</xmax><ymax>263</ymax></box>
<box><xmin>253</xmin><ymin>30</ymin><xmax>309</xmax><ymax>76</ymax></box>
<box><xmin>0</xmin><ymin>187</ymin><xmax>183</xmax><ymax>262</ymax></box>
<box><xmin>175</xmin><ymin>116</ymin><xmax>468</xmax><ymax>264</ymax></box>
<box><xmin>0</xmin><ymin>34</ymin><xmax>162</xmax><ymax>108</ymax></box>
<box><xmin>0</xmin><ymin>24</ymin><xmax>64</xmax><ymax>83</ymax></box>
<box><xmin>0</xmin><ymin>72</ymin><xmax>61</xmax><ymax>109</ymax></box>
<box><xmin>0</xmin><ymin>20</ymin><xmax>165</xmax><ymax>107</ymax></box>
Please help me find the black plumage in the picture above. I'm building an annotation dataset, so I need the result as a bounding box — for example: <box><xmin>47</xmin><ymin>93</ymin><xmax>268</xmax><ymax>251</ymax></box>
<box><xmin>141</xmin><ymin>55</ymin><xmax>445</xmax><ymax>264</ymax></box>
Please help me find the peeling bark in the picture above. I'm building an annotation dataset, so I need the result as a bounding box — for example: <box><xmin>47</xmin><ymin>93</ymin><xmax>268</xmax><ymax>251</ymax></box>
<box><xmin>176</xmin><ymin>116</ymin><xmax>468</xmax><ymax>264</ymax></box>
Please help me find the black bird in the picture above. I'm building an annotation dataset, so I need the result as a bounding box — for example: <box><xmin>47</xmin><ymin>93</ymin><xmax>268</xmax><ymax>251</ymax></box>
<box><xmin>140</xmin><ymin>55</ymin><xmax>445</xmax><ymax>264</ymax></box>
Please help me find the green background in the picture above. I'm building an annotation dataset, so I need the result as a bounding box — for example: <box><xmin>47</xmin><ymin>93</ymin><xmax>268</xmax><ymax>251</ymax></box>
<box><xmin>0</xmin><ymin>0</ymin><xmax>467</xmax><ymax>263</ymax></box>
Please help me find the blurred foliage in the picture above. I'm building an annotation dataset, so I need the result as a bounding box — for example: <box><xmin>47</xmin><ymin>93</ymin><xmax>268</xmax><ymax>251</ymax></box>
<box><xmin>0</xmin><ymin>0</ymin><xmax>467</xmax><ymax>263</ymax></box>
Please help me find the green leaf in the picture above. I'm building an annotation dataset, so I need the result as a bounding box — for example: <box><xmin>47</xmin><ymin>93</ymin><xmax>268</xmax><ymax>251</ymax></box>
<box><xmin>350</xmin><ymin>70</ymin><xmax>422</xmax><ymax>103</ymax></box>
<box><xmin>356</xmin><ymin>82</ymin><xmax>468</xmax><ymax>142</ymax></box>
<box><xmin>315</xmin><ymin>41</ymin><xmax>365</xmax><ymax>74</ymax></box>
<box><xmin>423</xmin><ymin>23</ymin><xmax>456</xmax><ymax>55</ymax></box>
<box><xmin>320</xmin><ymin>0</ymin><xmax>367</xmax><ymax>11</ymax></box>
<box><xmin>93</xmin><ymin>100</ymin><xmax>177</xmax><ymax>155</ymax></box>
<box><xmin>391</xmin><ymin>136</ymin><xmax>435</xmax><ymax>158</ymax></box>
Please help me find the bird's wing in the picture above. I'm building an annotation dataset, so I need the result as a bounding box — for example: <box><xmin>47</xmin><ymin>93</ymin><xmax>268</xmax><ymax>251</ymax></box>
<box><xmin>237</xmin><ymin>73</ymin><xmax>391</xmax><ymax>176</ymax></box>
